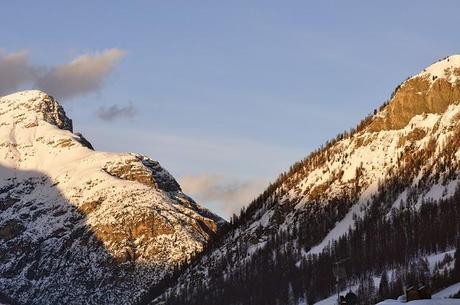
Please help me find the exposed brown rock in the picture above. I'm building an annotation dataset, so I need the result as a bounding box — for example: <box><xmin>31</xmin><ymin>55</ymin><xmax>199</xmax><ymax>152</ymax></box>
<box><xmin>102</xmin><ymin>156</ymin><xmax>181</xmax><ymax>192</ymax></box>
<box><xmin>79</xmin><ymin>198</ymin><xmax>104</xmax><ymax>215</ymax></box>
<box><xmin>369</xmin><ymin>76</ymin><xmax>460</xmax><ymax>131</ymax></box>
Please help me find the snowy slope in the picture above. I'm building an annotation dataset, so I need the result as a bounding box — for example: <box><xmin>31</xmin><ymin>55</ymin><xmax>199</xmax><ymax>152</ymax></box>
<box><xmin>152</xmin><ymin>55</ymin><xmax>460</xmax><ymax>304</ymax></box>
<box><xmin>310</xmin><ymin>250</ymin><xmax>456</xmax><ymax>305</ymax></box>
<box><xmin>0</xmin><ymin>91</ymin><xmax>224</xmax><ymax>305</ymax></box>
<box><xmin>433</xmin><ymin>282</ymin><xmax>460</xmax><ymax>299</ymax></box>
<box><xmin>302</xmin><ymin>55</ymin><xmax>460</xmax><ymax>255</ymax></box>
<box><xmin>377</xmin><ymin>280</ymin><xmax>460</xmax><ymax>305</ymax></box>
<box><xmin>419</xmin><ymin>54</ymin><xmax>460</xmax><ymax>83</ymax></box>
<box><xmin>272</xmin><ymin>54</ymin><xmax>460</xmax><ymax>256</ymax></box>
<box><xmin>376</xmin><ymin>300</ymin><xmax>459</xmax><ymax>305</ymax></box>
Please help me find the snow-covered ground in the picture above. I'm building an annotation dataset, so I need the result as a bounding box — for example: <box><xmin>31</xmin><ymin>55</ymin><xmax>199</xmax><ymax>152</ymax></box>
<box><xmin>427</xmin><ymin>249</ymin><xmax>456</xmax><ymax>272</ymax></box>
<box><xmin>309</xmin><ymin>249</ymin><xmax>457</xmax><ymax>305</ymax></box>
<box><xmin>433</xmin><ymin>282</ymin><xmax>460</xmax><ymax>299</ymax></box>
<box><xmin>375</xmin><ymin>282</ymin><xmax>460</xmax><ymax>305</ymax></box>
<box><xmin>316</xmin><ymin>283</ymin><xmax>460</xmax><ymax>305</ymax></box>
<box><xmin>310</xmin><ymin>285</ymin><xmax>359</xmax><ymax>305</ymax></box>
<box><xmin>376</xmin><ymin>300</ymin><xmax>460</xmax><ymax>305</ymax></box>
<box><xmin>418</xmin><ymin>54</ymin><xmax>460</xmax><ymax>84</ymax></box>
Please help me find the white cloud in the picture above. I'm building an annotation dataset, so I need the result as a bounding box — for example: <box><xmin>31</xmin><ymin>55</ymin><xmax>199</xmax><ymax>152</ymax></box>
<box><xmin>0</xmin><ymin>48</ymin><xmax>125</xmax><ymax>99</ymax></box>
<box><xmin>36</xmin><ymin>49</ymin><xmax>125</xmax><ymax>99</ymax></box>
<box><xmin>179</xmin><ymin>173</ymin><xmax>267</xmax><ymax>219</ymax></box>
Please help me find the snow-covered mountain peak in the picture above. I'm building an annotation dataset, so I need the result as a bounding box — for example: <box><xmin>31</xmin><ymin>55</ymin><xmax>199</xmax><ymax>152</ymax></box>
<box><xmin>0</xmin><ymin>90</ymin><xmax>73</xmax><ymax>132</ymax></box>
<box><xmin>0</xmin><ymin>90</ymin><xmax>224</xmax><ymax>305</ymax></box>
<box><xmin>418</xmin><ymin>54</ymin><xmax>460</xmax><ymax>82</ymax></box>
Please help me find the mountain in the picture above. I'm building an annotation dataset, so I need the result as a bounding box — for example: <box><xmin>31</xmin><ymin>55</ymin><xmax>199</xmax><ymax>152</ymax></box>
<box><xmin>150</xmin><ymin>55</ymin><xmax>460</xmax><ymax>305</ymax></box>
<box><xmin>0</xmin><ymin>91</ymin><xmax>224</xmax><ymax>305</ymax></box>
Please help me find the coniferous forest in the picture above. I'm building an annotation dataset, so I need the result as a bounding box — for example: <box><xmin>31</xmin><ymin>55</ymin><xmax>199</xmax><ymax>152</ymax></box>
<box><xmin>154</xmin><ymin>186</ymin><xmax>460</xmax><ymax>305</ymax></box>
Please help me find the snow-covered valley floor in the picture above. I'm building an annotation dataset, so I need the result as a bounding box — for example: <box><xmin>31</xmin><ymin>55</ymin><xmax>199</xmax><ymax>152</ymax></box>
<box><xmin>376</xmin><ymin>281</ymin><xmax>460</xmax><ymax>305</ymax></box>
<box><xmin>376</xmin><ymin>299</ymin><xmax>459</xmax><ymax>305</ymax></box>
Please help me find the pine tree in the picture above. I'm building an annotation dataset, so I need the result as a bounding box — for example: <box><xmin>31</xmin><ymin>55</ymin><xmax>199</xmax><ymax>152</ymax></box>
<box><xmin>367</xmin><ymin>275</ymin><xmax>376</xmax><ymax>303</ymax></box>
<box><xmin>390</xmin><ymin>270</ymin><xmax>404</xmax><ymax>299</ymax></box>
<box><xmin>287</xmin><ymin>282</ymin><xmax>296</xmax><ymax>305</ymax></box>
<box><xmin>378</xmin><ymin>271</ymin><xmax>390</xmax><ymax>301</ymax></box>
<box><xmin>357</xmin><ymin>274</ymin><xmax>377</xmax><ymax>304</ymax></box>
<box><xmin>454</xmin><ymin>238</ymin><xmax>460</xmax><ymax>281</ymax></box>
<box><xmin>417</xmin><ymin>258</ymin><xmax>430</xmax><ymax>284</ymax></box>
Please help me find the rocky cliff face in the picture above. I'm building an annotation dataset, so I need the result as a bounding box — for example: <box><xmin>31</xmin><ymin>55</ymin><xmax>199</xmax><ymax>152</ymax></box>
<box><xmin>370</xmin><ymin>55</ymin><xmax>460</xmax><ymax>131</ymax></box>
<box><xmin>0</xmin><ymin>91</ymin><xmax>224</xmax><ymax>305</ymax></box>
<box><xmin>152</xmin><ymin>55</ymin><xmax>460</xmax><ymax>305</ymax></box>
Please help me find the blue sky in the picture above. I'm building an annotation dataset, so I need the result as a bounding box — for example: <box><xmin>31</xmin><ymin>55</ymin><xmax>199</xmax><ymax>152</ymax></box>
<box><xmin>2</xmin><ymin>1</ymin><xmax>460</xmax><ymax>218</ymax></box>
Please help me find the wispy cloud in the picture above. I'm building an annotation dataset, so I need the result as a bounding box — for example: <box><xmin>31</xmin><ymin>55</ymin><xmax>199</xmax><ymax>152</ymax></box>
<box><xmin>0</xmin><ymin>48</ymin><xmax>125</xmax><ymax>99</ymax></box>
<box><xmin>97</xmin><ymin>101</ymin><xmax>137</xmax><ymax>121</ymax></box>
<box><xmin>179</xmin><ymin>173</ymin><xmax>267</xmax><ymax>219</ymax></box>
<box><xmin>36</xmin><ymin>49</ymin><xmax>125</xmax><ymax>99</ymax></box>
<box><xmin>0</xmin><ymin>50</ymin><xmax>37</xmax><ymax>95</ymax></box>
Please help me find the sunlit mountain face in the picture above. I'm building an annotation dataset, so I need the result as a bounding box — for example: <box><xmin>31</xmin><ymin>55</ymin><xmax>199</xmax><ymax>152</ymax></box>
<box><xmin>0</xmin><ymin>90</ymin><xmax>224</xmax><ymax>305</ymax></box>
<box><xmin>148</xmin><ymin>56</ymin><xmax>460</xmax><ymax>305</ymax></box>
